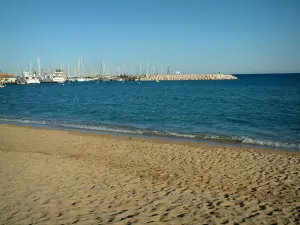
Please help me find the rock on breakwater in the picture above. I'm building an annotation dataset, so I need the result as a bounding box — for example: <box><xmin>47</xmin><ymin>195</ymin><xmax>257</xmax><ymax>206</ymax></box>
<box><xmin>140</xmin><ymin>74</ymin><xmax>238</xmax><ymax>81</ymax></box>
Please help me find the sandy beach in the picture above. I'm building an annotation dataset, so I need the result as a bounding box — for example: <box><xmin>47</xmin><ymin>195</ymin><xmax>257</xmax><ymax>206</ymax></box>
<box><xmin>0</xmin><ymin>124</ymin><xmax>299</xmax><ymax>225</ymax></box>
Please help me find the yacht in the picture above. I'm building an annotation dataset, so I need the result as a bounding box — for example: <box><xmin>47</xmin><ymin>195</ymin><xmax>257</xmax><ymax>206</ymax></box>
<box><xmin>52</xmin><ymin>69</ymin><xmax>66</xmax><ymax>83</ymax></box>
<box><xmin>52</xmin><ymin>76</ymin><xmax>66</xmax><ymax>83</ymax></box>
<box><xmin>68</xmin><ymin>77</ymin><xmax>77</xmax><ymax>82</ymax></box>
<box><xmin>40</xmin><ymin>69</ymin><xmax>67</xmax><ymax>83</ymax></box>
<box><xmin>77</xmin><ymin>77</ymin><xmax>87</xmax><ymax>82</ymax></box>
<box><xmin>18</xmin><ymin>72</ymin><xmax>40</xmax><ymax>84</ymax></box>
<box><xmin>40</xmin><ymin>73</ymin><xmax>53</xmax><ymax>83</ymax></box>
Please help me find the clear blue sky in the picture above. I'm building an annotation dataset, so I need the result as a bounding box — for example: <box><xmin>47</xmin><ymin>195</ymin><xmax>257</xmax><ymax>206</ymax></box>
<box><xmin>0</xmin><ymin>0</ymin><xmax>299</xmax><ymax>74</ymax></box>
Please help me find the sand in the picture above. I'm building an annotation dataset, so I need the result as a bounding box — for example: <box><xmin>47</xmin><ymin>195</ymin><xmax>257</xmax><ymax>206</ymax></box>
<box><xmin>0</xmin><ymin>124</ymin><xmax>299</xmax><ymax>225</ymax></box>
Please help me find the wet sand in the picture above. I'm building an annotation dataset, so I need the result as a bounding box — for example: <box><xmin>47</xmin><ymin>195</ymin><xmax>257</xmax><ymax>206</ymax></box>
<box><xmin>0</xmin><ymin>124</ymin><xmax>299</xmax><ymax>224</ymax></box>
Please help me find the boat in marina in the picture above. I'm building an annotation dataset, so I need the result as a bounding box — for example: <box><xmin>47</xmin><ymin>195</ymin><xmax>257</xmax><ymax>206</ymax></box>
<box><xmin>52</xmin><ymin>76</ymin><xmax>66</xmax><ymax>83</ymax></box>
<box><xmin>40</xmin><ymin>69</ymin><xmax>67</xmax><ymax>83</ymax></box>
<box><xmin>77</xmin><ymin>77</ymin><xmax>87</xmax><ymax>82</ymax></box>
<box><xmin>68</xmin><ymin>77</ymin><xmax>78</xmax><ymax>82</ymax></box>
<box><xmin>17</xmin><ymin>72</ymin><xmax>40</xmax><ymax>84</ymax></box>
<box><xmin>0</xmin><ymin>82</ymin><xmax>5</xmax><ymax>88</ymax></box>
<box><xmin>77</xmin><ymin>77</ymin><xmax>94</xmax><ymax>82</ymax></box>
<box><xmin>52</xmin><ymin>69</ymin><xmax>66</xmax><ymax>83</ymax></box>
<box><xmin>40</xmin><ymin>73</ymin><xmax>53</xmax><ymax>83</ymax></box>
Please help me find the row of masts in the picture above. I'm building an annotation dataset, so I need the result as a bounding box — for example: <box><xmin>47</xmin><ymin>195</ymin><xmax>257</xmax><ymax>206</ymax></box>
<box><xmin>12</xmin><ymin>57</ymin><xmax>172</xmax><ymax>77</ymax></box>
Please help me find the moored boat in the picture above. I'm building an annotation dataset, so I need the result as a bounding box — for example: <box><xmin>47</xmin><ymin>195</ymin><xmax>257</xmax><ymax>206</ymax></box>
<box><xmin>68</xmin><ymin>77</ymin><xmax>78</xmax><ymax>82</ymax></box>
<box><xmin>52</xmin><ymin>76</ymin><xmax>66</xmax><ymax>83</ymax></box>
<box><xmin>77</xmin><ymin>77</ymin><xmax>87</xmax><ymax>82</ymax></box>
<box><xmin>17</xmin><ymin>72</ymin><xmax>40</xmax><ymax>84</ymax></box>
<box><xmin>52</xmin><ymin>69</ymin><xmax>66</xmax><ymax>83</ymax></box>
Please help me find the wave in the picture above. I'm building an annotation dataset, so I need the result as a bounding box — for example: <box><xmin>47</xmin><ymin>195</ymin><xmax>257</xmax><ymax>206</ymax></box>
<box><xmin>242</xmin><ymin>137</ymin><xmax>300</xmax><ymax>149</ymax></box>
<box><xmin>0</xmin><ymin>117</ymin><xmax>299</xmax><ymax>151</ymax></box>
<box><xmin>59</xmin><ymin>123</ymin><xmax>145</xmax><ymax>135</ymax></box>
<box><xmin>0</xmin><ymin>118</ymin><xmax>48</xmax><ymax>125</ymax></box>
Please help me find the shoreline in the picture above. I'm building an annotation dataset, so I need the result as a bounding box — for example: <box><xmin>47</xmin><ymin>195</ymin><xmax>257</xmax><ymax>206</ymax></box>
<box><xmin>0</xmin><ymin>120</ymin><xmax>299</xmax><ymax>153</ymax></box>
<box><xmin>1</xmin><ymin>123</ymin><xmax>300</xmax><ymax>156</ymax></box>
<box><xmin>1</xmin><ymin>123</ymin><xmax>300</xmax><ymax>224</ymax></box>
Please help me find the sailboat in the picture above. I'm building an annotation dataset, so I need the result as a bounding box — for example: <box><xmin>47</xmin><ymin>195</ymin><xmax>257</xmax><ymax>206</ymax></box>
<box><xmin>77</xmin><ymin>56</ymin><xmax>88</xmax><ymax>82</ymax></box>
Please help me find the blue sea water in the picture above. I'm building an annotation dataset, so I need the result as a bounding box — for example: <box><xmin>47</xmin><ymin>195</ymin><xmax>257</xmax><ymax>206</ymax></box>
<box><xmin>0</xmin><ymin>74</ymin><xmax>299</xmax><ymax>151</ymax></box>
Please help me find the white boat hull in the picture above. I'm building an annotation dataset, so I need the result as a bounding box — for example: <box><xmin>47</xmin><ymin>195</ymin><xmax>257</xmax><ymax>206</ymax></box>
<box><xmin>52</xmin><ymin>77</ymin><xmax>66</xmax><ymax>83</ymax></box>
<box><xmin>26</xmin><ymin>78</ymin><xmax>40</xmax><ymax>84</ymax></box>
<box><xmin>40</xmin><ymin>78</ymin><xmax>53</xmax><ymax>82</ymax></box>
<box><xmin>17</xmin><ymin>72</ymin><xmax>40</xmax><ymax>84</ymax></box>
<box><xmin>68</xmin><ymin>78</ymin><xmax>77</xmax><ymax>82</ymax></box>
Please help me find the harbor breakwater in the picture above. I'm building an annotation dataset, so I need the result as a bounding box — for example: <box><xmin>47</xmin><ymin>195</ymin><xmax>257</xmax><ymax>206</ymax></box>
<box><xmin>140</xmin><ymin>74</ymin><xmax>238</xmax><ymax>81</ymax></box>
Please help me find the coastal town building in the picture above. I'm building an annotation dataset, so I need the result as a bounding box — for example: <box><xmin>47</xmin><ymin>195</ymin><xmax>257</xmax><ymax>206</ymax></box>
<box><xmin>0</xmin><ymin>73</ymin><xmax>17</xmax><ymax>83</ymax></box>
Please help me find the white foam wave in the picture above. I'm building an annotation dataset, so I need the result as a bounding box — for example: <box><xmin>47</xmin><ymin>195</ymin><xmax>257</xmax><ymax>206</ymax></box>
<box><xmin>163</xmin><ymin>131</ymin><xmax>196</xmax><ymax>139</ymax></box>
<box><xmin>198</xmin><ymin>134</ymin><xmax>300</xmax><ymax>150</ymax></box>
<box><xmin>203</xmin><ymin>134</ymin><xmax>243</xmax><ymax>142</ymax></box>
<box><xmin>204</xmin><ymin>134</ymin><xmax>227</xmax><ymax>140</ymax></box>
<box><xmin>0</xmin><ymin>118</ymin><xmax>48</xmax><ymax>125</ymax></box>
<box><xmin>59</xmin><ymin>123</ymin><xmax>144</xmax><ymax>134</ymax></box>
<box><xmin>242</xmin><ymin>137</ymin><xmax>300</xmax><ymax>149</ymax></box>
<box><xmin>1</xmin><ymin>117</ymin><xmax>299</xmax><ymax>150</ymax></box>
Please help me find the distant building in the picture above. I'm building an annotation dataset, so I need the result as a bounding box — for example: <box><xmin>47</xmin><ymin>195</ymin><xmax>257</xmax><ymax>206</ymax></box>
<box><xmin>176</xmin><ymin>71</ymin><xmax>181</xmax><ymax>74</ymax></box>
<box><xmin>0</xmin><ymin>73</ymin><xmax>17</xmax><ymax>83</ymax></box>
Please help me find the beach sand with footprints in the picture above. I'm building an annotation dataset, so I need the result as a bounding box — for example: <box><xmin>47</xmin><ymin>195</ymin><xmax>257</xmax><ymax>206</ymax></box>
<box><xmin>0</xmin><ymin>124</ymin><xmax>299</xmax><ymax>224</ymax></box>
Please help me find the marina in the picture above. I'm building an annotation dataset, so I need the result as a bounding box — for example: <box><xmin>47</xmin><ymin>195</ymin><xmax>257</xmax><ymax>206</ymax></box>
<box><xmin>1</xmin><ymin>73</ymin><xmax>238</xmax><ymax>84</ymax></box>
<box><xmin>1</xmin><ymin>56</ymin><xmax>239</xmax><ymax>85</ymax></box>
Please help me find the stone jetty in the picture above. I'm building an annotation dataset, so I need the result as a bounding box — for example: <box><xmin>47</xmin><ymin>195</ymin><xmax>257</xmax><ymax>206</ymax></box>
<box><xmin>140</xmin><ymin>74</ymin><xmax>238</xmax><ymax>81</ymax></box>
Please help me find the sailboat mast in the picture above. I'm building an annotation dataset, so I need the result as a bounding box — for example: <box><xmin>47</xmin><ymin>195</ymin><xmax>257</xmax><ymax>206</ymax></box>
<box><xmin>139</xmin><ymin>64</ymin><xmax>142</xmax><ymax>75</ymax></box>
<box><xmin>131</xmin><ymin>64</ymin><xmax>134</xmax><ymax>76</ymax></box>
<box><xmin>80</xmin><ymin>56</ymin><xmax>83</xmax><ymax>77</ymax></box>
<box><xmin>78</xmin><ymin>58</ymin><xmax>80</xmax><ymax>77</ymax></box>
<box><xmin>146</xmin><ymin>60</ymin><xmax>148</xmax><ymax>75</ymax></box>
<box><xmin>124</xmin><ymin>61</ymin><xmax>126</xmax><ymax>76</ymax></box>
<box><xmin>102</xmin><ymin>60</ymin><xmax>105</xmax><ymax>75</ymax></box>
<box><xmin>121</xmin><ymin>61</ymin><xmax>124</xmax><ymax>75</ymax></box>
<box><xmin>37</xmin><ymin>56</ymin><xmax>41</xmax><ymax>77</ymax></box>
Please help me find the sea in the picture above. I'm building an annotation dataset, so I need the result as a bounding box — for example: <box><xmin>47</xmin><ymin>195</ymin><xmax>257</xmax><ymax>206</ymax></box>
<box><xmin>0</xmin><ymin>74</ymin><xmax>299</xmax><ymax>151</ymax></box>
